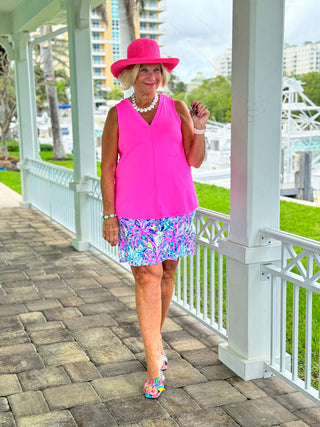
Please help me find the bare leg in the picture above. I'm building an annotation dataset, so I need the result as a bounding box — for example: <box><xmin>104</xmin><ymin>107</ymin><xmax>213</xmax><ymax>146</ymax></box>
<box><xmin>159</xmin><ymin>259</ymin><xmax>179</xmax><ymax>353</ymax></box>
<box><xmin>131</xmin><ymin>263</ymin><xmax>163</xmax><ymax>379</ymax></box>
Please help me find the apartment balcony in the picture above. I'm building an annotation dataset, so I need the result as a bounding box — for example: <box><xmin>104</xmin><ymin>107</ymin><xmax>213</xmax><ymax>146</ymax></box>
<box><xmin>91</xmin><ymin>38</ymin><xmax>107</xmax><ymax>44</ymax></box>
<box><xmin>143</xmin><ymin>1</ymin><xmax>166</xmax><ymax>12</ymax></box>
<box><xmin>90</xmin><ymin>25</ymin><xmax>105</xmax><ymax>32</ymax></box>
<box><xmin>92</xmin><ymin>61</ymin><xmax>106</xmax><ymax>67</ymax></box>
<box><xmin>92</xmin><ymin>73</ymin><xmax>106</xmax><ymax>79</ymax></box>
<box><xmin>140</xmin><ymin>16</ymin><xmax>165</xmax><ymax>24</ymax></box>
<box><xmin>92</xmin><ymin>73</ymin><xmax>107</xmax><ymax>80</ymax></box>
<box><xmin>139</xmin><ymin>28</ymin><xmax>165</xmax><ymax>36</ymax></box>
<box><xmin>92</xmin><ymin>50</ymin><xmax>106</xmax><ymax>56</ymax></box>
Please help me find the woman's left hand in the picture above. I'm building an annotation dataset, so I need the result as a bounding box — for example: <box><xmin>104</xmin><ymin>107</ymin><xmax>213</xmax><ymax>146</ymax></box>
<box><xmin>102</xmin><ymin>217</ymin><xmax>119</xmax><ymax>247</ymax></box>
<box><xmin>190</xmin><ymin>101</ymin><xmax>210</xmax><ymax>130</ymax></box>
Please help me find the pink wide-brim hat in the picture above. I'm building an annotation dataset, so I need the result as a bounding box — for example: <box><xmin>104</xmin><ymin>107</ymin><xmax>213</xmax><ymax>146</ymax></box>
<box><xmin>111</xmin><ymin>38</ymin><xmax>179</xmax><ymax>78</ymax></box>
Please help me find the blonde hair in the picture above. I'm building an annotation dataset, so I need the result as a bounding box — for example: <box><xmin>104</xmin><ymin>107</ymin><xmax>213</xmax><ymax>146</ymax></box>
<box><xmin>118</xmin><ymin>63</ymin><xmax>170</xmax><ymax>90</ymax></box>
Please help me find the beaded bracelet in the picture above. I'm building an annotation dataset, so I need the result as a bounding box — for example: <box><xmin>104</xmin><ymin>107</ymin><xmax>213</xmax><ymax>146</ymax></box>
<box><xmin>102</xmin><ymin>213</ymin><xmax>117</xmax><ymax>220</ymax></box>
<box><xmin>194</xmin><ymin>128</ymin><xmax>206</xmax><ymax>135</ymax></box>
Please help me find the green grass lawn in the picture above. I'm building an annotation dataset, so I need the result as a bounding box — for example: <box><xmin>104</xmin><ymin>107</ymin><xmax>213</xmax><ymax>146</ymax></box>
<box><xmin>0</xmin><ymin>170</ymin><xmax>21</xmax><ymax>194</ymax></box>
<box><xmin>40</xmin><ymin>151</ymin><xmax>74</xmax><ymax>168</ymax></box>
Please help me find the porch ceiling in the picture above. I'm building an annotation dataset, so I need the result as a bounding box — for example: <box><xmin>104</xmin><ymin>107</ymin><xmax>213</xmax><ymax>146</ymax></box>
<box><xmin>0</xmin><ymin>0</ymin><xmax>103</xmax><ymax>36</ymax></box>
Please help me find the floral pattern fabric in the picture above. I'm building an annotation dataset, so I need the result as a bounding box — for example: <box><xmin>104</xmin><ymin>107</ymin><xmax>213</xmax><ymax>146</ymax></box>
<box><xmin>118</xmin><ymin>212</ymin><xmax>195</xmax><ymax>266</ymax></box>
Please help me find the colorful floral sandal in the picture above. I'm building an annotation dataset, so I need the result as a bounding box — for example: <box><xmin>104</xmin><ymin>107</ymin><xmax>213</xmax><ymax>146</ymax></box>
<box><xmin>144</xmin><ymin>377</ymin><xmax>165</xmax><ymax>399</ymax></box>
<box><xmin>161</xmin><ymin>354</ymin><xmax>168</xmax><ymax>371</ymax></box>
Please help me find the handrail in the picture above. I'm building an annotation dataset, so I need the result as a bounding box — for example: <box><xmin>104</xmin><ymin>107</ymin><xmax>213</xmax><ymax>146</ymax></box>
<box><xmin>262</xmin><ymin>227</ymin><xmax>320</xmax><ymax>252</ymax></box>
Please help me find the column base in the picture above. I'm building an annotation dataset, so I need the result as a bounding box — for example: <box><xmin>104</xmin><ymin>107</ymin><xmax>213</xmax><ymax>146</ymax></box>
<box><xmin>219</xmin><ymin>342</ymin><xmax>268</xmax><ymax>380</ymax></box>
<box><xmin>72</xmin><ymin>237</ymin><xmax>91</xmax><ymax>252</ymax></box>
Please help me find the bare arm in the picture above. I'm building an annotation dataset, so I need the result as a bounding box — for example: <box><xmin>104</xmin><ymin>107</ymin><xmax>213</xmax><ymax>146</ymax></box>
<box><xmin>100</xmin><ymin>106</ymin><xmax>119</xmax><ymax>246</ymax></box>
<box><xmin>175</xmin><ymin>100</ymin><xmax>210</xmax><ymax>168</ymax></box>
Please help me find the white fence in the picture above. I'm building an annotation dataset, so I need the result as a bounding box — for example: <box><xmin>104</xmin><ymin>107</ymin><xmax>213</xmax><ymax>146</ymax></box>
<box><xmin>174</xmin><ymin>208</ymin><xmax>230</xmax><ymax>339</ymax></box>
<box><xmin>261</xmin><ymin>228</ymin><xmax>320</xmax><ymax>404</ymax></box>
<box><xmin>24</xmin><ymin>160</ymin><xmax>320</xmax><ymax>403</ymax></box>
<box><xmin>25</xmin><ymin>159</ymin><xmax>75</xmax><ymax>233</ymax></box>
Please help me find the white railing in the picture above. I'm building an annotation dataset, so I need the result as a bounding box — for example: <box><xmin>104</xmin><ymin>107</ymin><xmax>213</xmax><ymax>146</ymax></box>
<box><xmin>24</xmin><ymin>159</ymin><xmax>75</xmax><ymax>233</ymax></box>
<box><xmin>173</xmin><ymin>208</ymin><xmax>230</xmax><ymax>339</ymax></box>
<box><xmin>261</xmin><ymin>227</ymin><xmax>320</xmax><ymax>404</ymax></box>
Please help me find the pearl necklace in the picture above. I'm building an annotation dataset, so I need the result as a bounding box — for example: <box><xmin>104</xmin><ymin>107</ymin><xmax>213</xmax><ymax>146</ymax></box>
<box><xmin>131</xmin><ymin>93</ymin><xmax>158</xmax><ymax>113</ymax></box>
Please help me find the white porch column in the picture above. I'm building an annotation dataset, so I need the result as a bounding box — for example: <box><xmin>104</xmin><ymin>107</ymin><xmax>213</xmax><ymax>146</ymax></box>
<box><xmin>218</xmin><ymin>0</ymin><xmax>284</xmax><ymax>380</ymax></box>
<box><xmin>66</xmin><ymin>0</ymin><xmax>96</xmax><ymax>251</ymax></box>
<box><xmin>13</xmin><ymin>32</ymin><xmax>39</xmax><ymax>207</ymax></box>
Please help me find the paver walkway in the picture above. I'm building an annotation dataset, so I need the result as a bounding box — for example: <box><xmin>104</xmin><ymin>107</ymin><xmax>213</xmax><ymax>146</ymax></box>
<box><xmin>0</xmin><ymin>203</ymin><xmax>320</xmax><ymax>426</ymax></box>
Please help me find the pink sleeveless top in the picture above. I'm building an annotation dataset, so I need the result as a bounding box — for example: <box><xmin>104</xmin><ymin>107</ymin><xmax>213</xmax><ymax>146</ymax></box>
<box><xmin>115</xmin><ymin>94</ymin><xmax>198</xmax><ymax>219</ymax></box>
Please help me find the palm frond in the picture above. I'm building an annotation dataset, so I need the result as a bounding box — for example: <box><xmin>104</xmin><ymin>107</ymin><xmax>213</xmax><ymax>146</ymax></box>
<box><xmin>137</xmin><ymin>0</ymin><xmax>145</xmax><ymax>11</ymax></box>
<box><xmin>96</xmin><ymin>3</ymin><xmax>108</xmax><ymax>27</ymax></box>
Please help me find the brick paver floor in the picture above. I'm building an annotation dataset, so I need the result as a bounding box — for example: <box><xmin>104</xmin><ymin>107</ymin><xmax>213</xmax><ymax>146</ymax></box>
<box><xmin>0</xmin><ymin>206</ymin><xmax>319</xmax><ymax>426</ymax></box>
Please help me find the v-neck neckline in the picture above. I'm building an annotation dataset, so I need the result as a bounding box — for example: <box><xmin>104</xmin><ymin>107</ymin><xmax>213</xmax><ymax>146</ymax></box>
<box><xmin>127</xmin><ymin>94</ymin><xmax>162</xmax><ymax>127</ymax></box>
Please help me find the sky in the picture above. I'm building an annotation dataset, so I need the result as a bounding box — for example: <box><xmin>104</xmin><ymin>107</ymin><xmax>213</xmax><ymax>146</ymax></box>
<box><xmin>162</xmin><ymin>0</ymin><xmax>320</xmax><ymax>83</ymax></box>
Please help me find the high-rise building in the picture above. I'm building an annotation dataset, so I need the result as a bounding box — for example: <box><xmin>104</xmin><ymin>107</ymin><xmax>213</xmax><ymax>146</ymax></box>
<box><xmin>91</xmin><ymin>0</ymin><xmax>166</xmax><ymax>94</ymax></box>
<box><xmin>214</xmin><ymin>42</ymin><xmax>320</xmax><ymax>78</ymax></box>
<box><xmin>283</xmin><ymin>41</ymin><xmax>320</xmax><ymax>75</ymax></box>
<box><xmin>139</xmin><ymin>0</ymin><xmax>165</xmax><ymax>42</ymax></box>
<box><xmin>90</xmin><ymin>8</ymin><xmax>109</xmax><ymax>94</ymax></box>
<box><xmin>213</xmin><ymin>49</ymin><xmax>232</xmax><ymax>78</ymax></box>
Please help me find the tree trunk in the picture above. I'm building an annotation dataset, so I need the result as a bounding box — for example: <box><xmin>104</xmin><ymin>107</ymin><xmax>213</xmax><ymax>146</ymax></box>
<box><xmin>0</xmin><ymin>95</ymin><xmax>10</xmax><ymax>159</ymax></box>
<box><xmin>0</xmin><ymin>102</ymin><xmax>16</xmax><ymax>160</ymax></box>
<box><xmin>124</xmin><ymin>0</ymin><xmax>136</xmax><ymax>42</ymax></box>
<box><xmin>1</xmin><ymin>131</ymin><xmax>9</xmax><ymax>159</ymax></box>
<box><xmin>0</xmin><ymin>49</ymin><xmax>16</xmax><ymax>160</ymax></box>
<box><xmin>40</xmin><ymin>26</ymin><xmax>66</xmax><ymax>160</ymax></box>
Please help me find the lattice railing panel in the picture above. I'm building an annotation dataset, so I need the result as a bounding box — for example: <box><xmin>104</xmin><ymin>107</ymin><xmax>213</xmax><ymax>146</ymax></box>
<box><xmin>26</xmin><ymin>159</ymin><xmax>74</xmax><ymax>187</ymax></box>
<box><xmin>262</xmin><ymin>227</ymin><xmax>320</xmax><ymax>405</ymax></box>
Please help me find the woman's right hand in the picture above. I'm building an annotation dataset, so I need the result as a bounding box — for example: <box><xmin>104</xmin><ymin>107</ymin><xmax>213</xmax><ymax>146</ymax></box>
<box><xmin>102</xmin><ymin>217</ymin><xmax>119</xmax><ymax>246</ymax></box>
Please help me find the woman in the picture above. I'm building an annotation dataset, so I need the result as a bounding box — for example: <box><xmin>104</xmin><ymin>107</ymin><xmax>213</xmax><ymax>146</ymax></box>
<box><xmin>101</xmin><ymin>38</ymin><xmax>209</xmax><ymax>399</ymax></box>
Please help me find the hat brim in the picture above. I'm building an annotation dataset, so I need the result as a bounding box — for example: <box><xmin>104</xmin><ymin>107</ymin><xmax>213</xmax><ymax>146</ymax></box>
<box><xmin>111</xmin><ymin>57</ymin><xmax>179</xmax><ymax>78</ymax></box>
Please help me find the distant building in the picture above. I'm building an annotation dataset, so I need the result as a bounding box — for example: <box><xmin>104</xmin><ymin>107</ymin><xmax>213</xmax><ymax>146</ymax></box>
<box><xmin>214</xmin><ymin>42</ymin><xmax>320</xmax><ymax>78</ymax></box>
<box><xmin>139</xmin><ymin>0</ymin><xmax>165</xmax><ymax>42</ymax></box>
<box><xmin>283</xmin><ymin>41</ymin><xmax>320</xmax><ymax>75</ymax></box>
<box><xmin>187</xmin><ymin>72</ymin><xmax>206</xmax><ymax>92</ymax></box>
<box><xmin>91</xmin><ymin>0</ymin><xmax>166</xmax><ymax>93</ymax></box>
<box><xmin>214</xmin><ymin>49</ymin><xmax>232</xmax><ymax>78</ymax></box>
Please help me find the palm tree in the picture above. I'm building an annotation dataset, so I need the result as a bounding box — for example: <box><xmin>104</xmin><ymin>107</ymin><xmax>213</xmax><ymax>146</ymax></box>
<box><xmin>96</xmin><ymin>0</ymin><xmax>145</xmax><ymax>42</ymax></box>
<box><xmin>39</xmin><ymin>25</ymin><xmax>66</xmax><ymax>160</ymax></box>
<box><xmin>37</xmin><ymin>2</ymin><xmax>145</xmax><ymax>160</ymax></box>
<box><xmin>0</xmin><ymin>47</ymin><xmax>16</xmax><ymax>160</ymax></box>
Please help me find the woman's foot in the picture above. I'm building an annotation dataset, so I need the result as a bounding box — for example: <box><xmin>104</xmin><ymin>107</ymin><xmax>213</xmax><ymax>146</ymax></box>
<box><xmin>161</xmin><ymin>353</ymin><xmax>168</xmax><ymax>371</ymax></box>
<box><xmin>146</xmin><ymin>352</ymin><xmax>163</xmax><ymax>380</ymax></box>
<box><xmin>160</xmin><ymin>335</ymin><xmax>165</xmax><ymax>355</ymax></box>
<box><xmin>144</xmin><ymin>377</ymin><xmax>164</xmax><ymax>399</ymax></box>
<box><xmin>160</xmin><ymin>335</ymin><xmax>168</xmax><ymax>371</ymax></box>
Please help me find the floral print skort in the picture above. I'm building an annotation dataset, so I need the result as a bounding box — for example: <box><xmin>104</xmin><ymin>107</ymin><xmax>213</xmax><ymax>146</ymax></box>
<box><xmin>118</xmin><ymin>212</ymin><xmax>195</xmax><ymax>266</ymax></box>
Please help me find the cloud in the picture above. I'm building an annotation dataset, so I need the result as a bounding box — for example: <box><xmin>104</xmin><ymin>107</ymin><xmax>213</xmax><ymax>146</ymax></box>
<box><xmin>285</xmin><ymin>0</ymin><xmax>320</xmax><ymax>44</ymax></box>
<box><xmin>163</xmin><ymin>0</ymin><xmax>232</xmax><ymax>82</ymax></box>
<box><xmin>162</xmin><ymin>0</ymin><xmax>320</xmax><ymax>83</ymax></box>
